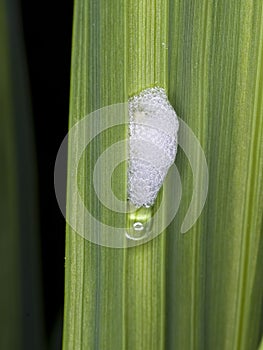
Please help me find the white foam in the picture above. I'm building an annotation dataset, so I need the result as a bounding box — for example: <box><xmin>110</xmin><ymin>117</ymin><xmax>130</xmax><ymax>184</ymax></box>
<box><xmin>128</xmin><ymin>87</ymin><xmax>179</xmax><ymax>207</ymax></box>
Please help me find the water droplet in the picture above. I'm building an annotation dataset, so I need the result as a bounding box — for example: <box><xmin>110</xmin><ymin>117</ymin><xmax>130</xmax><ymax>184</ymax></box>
<box><xmin>126</xmin><ymin>202</ymin><xmax>153</xmax><ymax>241</ymax></box>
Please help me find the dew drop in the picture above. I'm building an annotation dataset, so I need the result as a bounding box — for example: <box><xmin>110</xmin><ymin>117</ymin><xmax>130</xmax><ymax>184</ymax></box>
<box><xmin>126</xmin><ymin>202</ymin><xmax>153</xmax><ymax>241</ymax></box>
<box><xmin>133</xmin><ymin>222</ymin><xmax>144</xmax><ymax>231</ymax></box>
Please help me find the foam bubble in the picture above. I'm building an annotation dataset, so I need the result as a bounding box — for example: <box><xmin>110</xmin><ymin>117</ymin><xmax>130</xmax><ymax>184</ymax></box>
<box><xmin>128</xmin><ymin>87</ymin><xmax>179</xmax><ymax>207</ymax></box>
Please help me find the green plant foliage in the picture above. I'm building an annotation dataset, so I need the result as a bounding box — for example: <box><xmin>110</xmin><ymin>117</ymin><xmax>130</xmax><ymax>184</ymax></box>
<box><xmin>0</xmin><ymin>0</ymin><xmax>45</xmax><ymax>348</ymax></box>
<box><xmin>63</xmin><ymin>0</ymin><xmax>263</xmax><ymax>349</ymax></box>
<box><xmin>166</xmin><ymin>1</ymin><xmax>263</xmax><ymax>349</ymax></box>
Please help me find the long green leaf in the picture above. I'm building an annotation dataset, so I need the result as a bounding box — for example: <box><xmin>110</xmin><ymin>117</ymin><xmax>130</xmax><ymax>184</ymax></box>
<box><xmin>63</xmin><ymin>0</ymin><xmax>263</xmax><ymax>349</ymax></box>
<box><xmin>167</xmin><ymin>1</ymin><xmax>263</xmax><ymax>349</ymax></box>
<box><xmin>0</xmin><ymin>0</ymin><xmax>45</xmax><ymax>349</ymax></box>
<box><xmin>63</xmin><ymin>0</ymin><xmax>168</xmax><ymax>349</ymax></box>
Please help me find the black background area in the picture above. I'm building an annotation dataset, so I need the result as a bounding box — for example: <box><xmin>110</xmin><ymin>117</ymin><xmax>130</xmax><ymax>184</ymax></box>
<box><xmin>20</xmin><ymin>0</ymin><xmax>74</xmax><ymax>339</ymax></box>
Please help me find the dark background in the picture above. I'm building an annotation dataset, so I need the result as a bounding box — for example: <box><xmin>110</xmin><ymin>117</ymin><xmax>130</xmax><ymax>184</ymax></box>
<box><xmin>20</xmin><ymin>0</ymin><xmax>74</xmax><ymax>341</ymax></box>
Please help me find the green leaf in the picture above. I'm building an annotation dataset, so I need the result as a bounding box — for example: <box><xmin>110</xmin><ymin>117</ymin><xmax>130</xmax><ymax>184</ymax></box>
<box><xmin>0</xmin><ymin>0</ymin><xmax>45</xmax><ymax>348</ymax></box>
<box><xmin>166</xmin><ymin>1</ymin><xmax>263</xmax><ymax>349</ymax></box>
<box><xmin>63</xmin><ymin>0</ymin><xmax>168</xmax><ymax>349</ymax></box>
<box><xmin>63</xmin><ymin>0</ymin><xmax>263</xmax><ymax>349</ymax></box>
